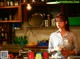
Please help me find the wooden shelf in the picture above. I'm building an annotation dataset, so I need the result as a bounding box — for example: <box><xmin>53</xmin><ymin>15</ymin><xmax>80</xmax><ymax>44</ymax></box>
<box><xmin>0</xmin><ymin>20</ymin><xmax>22</xmax><ymax>23</ymax></box>
<box><xmin>0</xmin><ymin>6</ymin><xmax>19</xmax><ymax>9</ymax></box>
<box><xmin>0</xmin><ymin>5</ymin><xmax>22</xmax><ymax>23</ymax></box>
<box><xmin>23</xmin><ymin>46</ymin><xmax>48</xmax><ymax>49</ymax></box>
<box><xmin>0</xmin><ymin>39</ymin><xmax>7</xmax><ymax>41</ymax></box>
<box><xmin>21</xmin><ymin>2</ymin><xmax>46</xmax><ymax>5</ymax></box>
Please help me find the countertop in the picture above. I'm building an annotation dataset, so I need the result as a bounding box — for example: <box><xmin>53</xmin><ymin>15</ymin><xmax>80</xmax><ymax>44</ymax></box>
<box><xmin>0</xmin><ymin>44</ymin><xmax>48</xmax><ymax>53</ymax></box>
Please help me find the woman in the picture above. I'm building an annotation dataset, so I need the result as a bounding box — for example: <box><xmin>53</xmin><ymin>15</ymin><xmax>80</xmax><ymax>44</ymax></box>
<box><xmin>48</xmin><ymin>12</ymin><xmax>79</xmax><ymax>59</ymax></box>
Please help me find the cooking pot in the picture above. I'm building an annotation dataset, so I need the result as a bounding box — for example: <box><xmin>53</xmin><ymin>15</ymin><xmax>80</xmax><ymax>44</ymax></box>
<box><xmin>29</xmin><ymin>13</ymin><xmax>44</xmax><ymax>27</ymax></box>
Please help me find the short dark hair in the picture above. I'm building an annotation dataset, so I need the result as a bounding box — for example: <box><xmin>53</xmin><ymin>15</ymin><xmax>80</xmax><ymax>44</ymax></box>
<box><xmin>55</xmin><ymin>12</ymin><xmax>70</xmax><ymax>31</ymax></box>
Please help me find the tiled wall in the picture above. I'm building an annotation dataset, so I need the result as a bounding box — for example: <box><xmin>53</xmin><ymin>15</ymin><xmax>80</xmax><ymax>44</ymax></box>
<box><xmin>15</xmin><ymin>27</ymin><xmax>56</xmax><ymax>42</ymax></box>
<box><xmin>15</xmin><ymin>26</ymin><xmax>80</xmax><ymax>48</ymax></box>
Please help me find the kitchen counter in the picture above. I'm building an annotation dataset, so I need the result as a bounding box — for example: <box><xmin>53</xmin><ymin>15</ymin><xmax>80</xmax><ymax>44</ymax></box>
<box><xmin>0</xmin><ymin>44</ymin><xmax>48</xmax><ymax>53</ymax></box>
<box><xmin>0</xmin><ymin>44</ymin><xmax>80</xmax><ymax>56</ymax></box>
<box><xmin>0</xmin><ymin>44</ymin><xmax>80</xmax><ymax>59</ymax></box>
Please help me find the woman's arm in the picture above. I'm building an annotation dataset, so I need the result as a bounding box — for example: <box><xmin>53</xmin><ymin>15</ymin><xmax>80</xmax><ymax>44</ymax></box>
<box><xmin>48</xmin><ymin>37</ymin><xmax>54</xmax><ymax>53</ymax></box>
<box><xmin>48</xmin><ymin>35</ymin><xmax>57</xmax><ymax>54</ymax></box>
<box><xmin>72</xmin><ymin>33</ymin><xmax>79</xmax><ymax>55</ymax></box>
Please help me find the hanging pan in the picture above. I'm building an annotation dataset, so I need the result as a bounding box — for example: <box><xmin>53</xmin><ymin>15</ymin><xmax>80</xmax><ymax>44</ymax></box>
<box><xmin>29</xmin><ymin>13</ymin><xmax>44</xmax><ymax>27</ymax></box>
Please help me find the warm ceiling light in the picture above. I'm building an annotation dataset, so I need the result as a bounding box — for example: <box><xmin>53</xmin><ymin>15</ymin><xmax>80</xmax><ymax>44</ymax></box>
<box><xmin>26</xmin><ymin>4</ymin><xmax>32</xmax><ymax>11</ymax></box>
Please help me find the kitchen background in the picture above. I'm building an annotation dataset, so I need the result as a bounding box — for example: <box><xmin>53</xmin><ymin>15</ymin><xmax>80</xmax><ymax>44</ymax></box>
<box><xmin>0</xmin><ymin>0</ymin><xmax>80</xmax><ymax>58</ymax></box>
<box><xmin>15</xmin><ymin>23</ymin><xmax>80</xmax><ymax>48</ymax></box>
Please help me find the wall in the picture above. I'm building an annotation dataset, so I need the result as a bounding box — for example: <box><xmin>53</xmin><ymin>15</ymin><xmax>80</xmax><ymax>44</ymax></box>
<box><xmin>15</xmin><ymin>23</ymin><xmax>80</xmax><ymax>48</ymax></box>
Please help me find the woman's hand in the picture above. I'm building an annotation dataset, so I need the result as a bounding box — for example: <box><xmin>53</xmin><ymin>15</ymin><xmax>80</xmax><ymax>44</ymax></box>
<box><xmin>61</xmin><ymin>48</ymin><xmax>70</xmax><ymax>57</ymax></box>
<box><xmin>55</xmin><ymin>46</ymin><xmax>63</xmax><ymax>51</ymax></box>
<box><xmin>50</xmin><ymin>46</ymin><xmax>63</xmax><ymax>53</ymax></box>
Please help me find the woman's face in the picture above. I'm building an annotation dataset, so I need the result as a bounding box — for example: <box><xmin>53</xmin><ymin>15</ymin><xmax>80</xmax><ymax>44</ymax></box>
<box><xmin>55</xmin><ymin>18</ymin><xmax>67</xmax><ymax>29</ymax></box>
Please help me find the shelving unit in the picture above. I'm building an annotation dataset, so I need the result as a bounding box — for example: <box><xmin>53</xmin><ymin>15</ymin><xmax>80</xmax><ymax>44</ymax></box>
<box><xmin>0</xmin><ymin>0</ymin><xmax>22</xmax><ymax>43</ymax></box>
<box><xmin>0</xmin><ymin>20</ymin><xmax>21</xmax><ymax>23</ymax></box>
<box><xmin>0</xmin><ymin>6</ymin><xmax>19</xmax><ymax>8</ymax></box>
<box><xmin>0</xmin><ymin>5</ymin><xmax>22</xmax><ymax>23</ymax></box>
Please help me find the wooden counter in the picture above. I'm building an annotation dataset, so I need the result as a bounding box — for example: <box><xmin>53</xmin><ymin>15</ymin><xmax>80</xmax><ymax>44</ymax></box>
<box><xmin>23</xmin><ymin>46</ymin><xmax>48</xmax><ymax>49</ymax></box>
<box><xmin>0</xmin><ymin>44</ymin><xmax>48</xmax><ymax>53</ymax></box>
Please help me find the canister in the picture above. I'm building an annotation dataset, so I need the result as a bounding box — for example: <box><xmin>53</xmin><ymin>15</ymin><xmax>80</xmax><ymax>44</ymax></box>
<box><xmin>28</xmin><ymin>52</ymin><xmax>35</xmax><ymax>59</ymax></box>
<box><xmin>43</xmin><ymin>52</ymin><xmax>49</xmax><ymax>59</ymax></box>
<box><xmin>35</xmin><ymin>52</ymin><xmax>42</xmax><ymax>59</ymax></box>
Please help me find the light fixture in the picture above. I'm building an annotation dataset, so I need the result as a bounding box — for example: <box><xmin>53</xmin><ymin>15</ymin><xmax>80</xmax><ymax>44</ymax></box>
<box><xmin>46</xmin><ymin>1</ymin><xmax>60</xmax><ymax>4</ymax></box>
<box><xmin>26</xmin><ymin>4</ymin><xmax>32</xmax><ymax>11</ymax></box>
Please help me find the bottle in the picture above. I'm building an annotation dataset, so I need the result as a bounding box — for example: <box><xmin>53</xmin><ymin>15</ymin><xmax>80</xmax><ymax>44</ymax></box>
<box><xmin>19</xmin><ymin>36</ymin><xmax>24</xmax><ymax>45</ymax></box>
<box><xmin>7</xmin><ymin>0</ymin><xmax>10</xmax><ymax>6</ymax></box>
<box><xmin>23</xmin><ymin>36</ymin><xmax>28</xmax><ymax>45</ymax></box>
<box><xmin>14</xmin><ymin>0</ymin><xmax>18</xmax><ymax>6</ymax></box>
<box><xmin>47</xmin><ymin>14</ymin><xmax>51</xmax><ymax>27</ymax></box>
<box><xmin>44</xmin><ymin>20</ymin><xmax>48</xmax><ymax>27</ymax></box>
<box><xmin>9</xmin><ymin>14</ymin><xmax>12</xmax><ymax>20</ymax></box>
<box><xmin>15</xmin><ymin>36</ymin><xmax>19</xmax><ymax>44</ymax></box>
<box><xmin>5</xmin><ymin>33</ymin><xmax>7</xmax><ymax>39</ymax></box>
<box><xmin>51</xmin><ymin>18</ymin><xmax>55</xmax><ymax>27</ymax></box>
<box><xmin>1</xmin><ymin>29</ymin><xmax>5</xmax><ymax>39</ymax></box>
<box><xmin>10</xmin><ymin>0</ymin><xmax>13</xmax><ymax>6</ymax></box>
